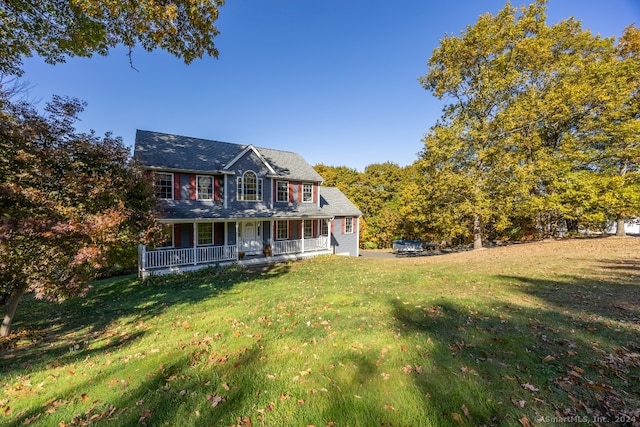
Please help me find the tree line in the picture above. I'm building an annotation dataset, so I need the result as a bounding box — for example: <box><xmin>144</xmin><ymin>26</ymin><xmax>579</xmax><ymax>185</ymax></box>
<box><xmin>319</xmin><ymin>1</ymin><xmax>640</xmax><ymax>249</ymax></box>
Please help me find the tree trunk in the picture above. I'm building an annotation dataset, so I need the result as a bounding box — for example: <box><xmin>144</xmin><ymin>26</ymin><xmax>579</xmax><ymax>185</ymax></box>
<box><xmin>1</xmin><ymin>286</ymin><xmax>26</xmax><ymax>337</ymax></box>
<box><xmin>616</xmin><ymin>216</ymin><xmax>626</xmax><ymax>237</ymax></box>
<box><xmin>473</xmin><ymin>215</ymin><xmax>483</xmax><ymax>250</ymax></box>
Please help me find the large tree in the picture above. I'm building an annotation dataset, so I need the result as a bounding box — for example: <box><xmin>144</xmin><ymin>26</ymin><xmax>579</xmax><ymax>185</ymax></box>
<box><xmin>0</xmin><ymin>0</ymin><xmax>224</xmax><ymax>75</ymax></box>
<box><xmin>418</xmin><ymin>0</ymin><xmax>639</xmax><ymax>246</ymax></box>
<box><xmin>0</xmin><ymin>89</ymin><xmax>158</xmax><ymax>336</ymax></box>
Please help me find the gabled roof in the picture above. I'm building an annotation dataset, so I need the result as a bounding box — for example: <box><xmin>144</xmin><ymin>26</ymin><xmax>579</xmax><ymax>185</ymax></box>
<box><xmin>320</xmin><ymin>187</ymin><xmax>363</xmax><ymax>217</ymax></box>
<box><xmin>134</xmin><ymin>130</ymin><xmax>324</xmax><ymax>182</ymax></box>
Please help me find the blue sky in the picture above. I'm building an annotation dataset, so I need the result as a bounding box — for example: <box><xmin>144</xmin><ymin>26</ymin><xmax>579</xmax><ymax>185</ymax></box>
<box><xmin>20</xmin><ymin>0</ymin><xmax>640</xmax><ymax>171</ymax></box>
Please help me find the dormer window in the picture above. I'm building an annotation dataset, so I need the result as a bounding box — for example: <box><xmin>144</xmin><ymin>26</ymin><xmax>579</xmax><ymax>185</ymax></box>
<box><xmin>302</xmin><ymin>183</ymin><xmax>313</xmax><ymax>203</ymax></box>
<box><xmin>237</xmin><ymin>171</ymin><xmax>263</xmax><ymax>201</ymax></box>
<box><xmin>154</xmin><ymin>172</ymin><xmax>173</xmax><ymax>200</ymax></box>
<box><xmin>197</xmin><ymin>175</ymin><xmax>213</xmax><ymax>200</ymax></box>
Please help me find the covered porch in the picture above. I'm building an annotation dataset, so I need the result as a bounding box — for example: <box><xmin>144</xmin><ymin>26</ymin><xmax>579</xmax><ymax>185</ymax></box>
<box><xmin>138</xmin><ymin>218</ymin><xmax>332</xmax><ymax>278</ymax></box>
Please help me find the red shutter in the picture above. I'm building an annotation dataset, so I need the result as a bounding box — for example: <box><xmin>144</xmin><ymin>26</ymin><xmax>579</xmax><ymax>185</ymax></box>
<box><xmin>273</xmin><ymin>180</ymin><xmax>277</xmax><ymax>203</ymax></box>
<box><xmin>313</xmin><ymin>184</ymin><xmax>318</xmax><ymax>204</ymax></box>
<box><xmin>187</xmin><ymin>224</ymin><xmax>194</xmax><ymax>247</ymax></box>
<box><xmin>174</xmin><ymin>173</ymin><xmax>181</xmax><ymax>200</ymax></box>
<box><xmin>214</xmin><ymin>223</ymin><xmax>224</xmax><ymax>245</ymax></box>
<box><xmin>174</xmin><ymin>224</ymin><xmax>181</xmax><ymax>248</ymax></box>
<box><xmin>189</xmin><ymin>175</ymin><xmax>196</xmax><ymax>200</ymax></box>
<box><xmin>214</xmin><ymin>176</ymin><xmax>221</xmax><ymax>201</ymax></box>
<box><xmin>288</xmin><ymin>182</ymin><xmax>293</xmax><ymax>202</ymax></box>
<box><xmin>298</xmin><ymin>183</ymin><xmax>302</xmax><ymax>203</ymax></box>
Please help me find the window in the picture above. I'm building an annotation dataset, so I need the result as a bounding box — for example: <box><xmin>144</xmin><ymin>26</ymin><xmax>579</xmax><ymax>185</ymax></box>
<box><xmin>197</xmin><ymin>176</ymin><xmax>213</xmax><ymax>200</ymax></box>
<box><xmin>321</xmin><ymin>220</ymin><xmax>329</xmax><ymax>236</ymax></box>
<box><xmin>302</xmin><ymin>183</ymin><xmax>313</xmax><ymax>203</ymax></box>
<box><xmin>344</xmin><ymin>217</ymin><xmax>354</xmax><ymax>234</ymax></box>
<box><xmin>154</xmin><ymin>173</ymin><xmax>173</xmax><ymax>199</ymax></box>
<box><xmin>276</xmin><ymin>220</ymin><xmax>288</xmax><ymax>240</ymax></box>
<box><xmin>237</xmin><ymin>171</ymin><xmax>262</xmax><ymax>201</ymax></box>
<box><xmin>197</xmin><ymin>223</ymin><xmax>213</xmax><ymax>245</ymax></box>
<box><xmin>276</xmin><ymin>181</ymin><xmax>289</xmax><ymax>202</ymax></box>
<box><xmin>303</xmin><ymin>220</ymin><xmax>313</xmax><ymax>238</ymax></box>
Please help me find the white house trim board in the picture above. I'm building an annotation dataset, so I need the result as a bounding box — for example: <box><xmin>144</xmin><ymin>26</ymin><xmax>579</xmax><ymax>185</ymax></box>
<box><xmin>223</xmin><ymin>145</ymin><xmax>277</xmax><ymax>175</ymax></box>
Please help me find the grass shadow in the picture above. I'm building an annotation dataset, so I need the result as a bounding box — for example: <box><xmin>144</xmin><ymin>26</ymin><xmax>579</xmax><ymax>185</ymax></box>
<box><xmin>0</xmin><ymin>263</ymin><xmax>292</xmax><ymax>375</ymax></box>
<box><xmin>389</xmin><ymin>278</ymin><xmax>640</xmax><ymax>425</ymax></box>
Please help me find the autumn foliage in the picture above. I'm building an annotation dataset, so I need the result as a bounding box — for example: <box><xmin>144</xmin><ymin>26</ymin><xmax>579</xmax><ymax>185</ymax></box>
<box><xmin>0</xmin><ymin>87</ymin><xmax>158</xmax><ymax>336</ymax></box>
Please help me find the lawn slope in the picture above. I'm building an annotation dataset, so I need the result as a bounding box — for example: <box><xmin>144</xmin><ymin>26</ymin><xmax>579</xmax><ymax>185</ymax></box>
<box><xmin>1</xmin><ymin>237</ymin><xmax>638</xmax><ymax>426</ymax></box>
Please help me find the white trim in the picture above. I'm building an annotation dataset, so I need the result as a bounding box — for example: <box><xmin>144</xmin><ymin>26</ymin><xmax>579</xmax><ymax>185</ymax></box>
<box><xmin>223</xmin><ymin>145</ymin><xmax>276</xmax><ymax>175</ymax></box>
<box><xmin>237</xmin><ymin>170</ymin><xmax>263</xmax><ymax>201</ymax></box>
<box><xmin>302</xmin><ymin>183</ymin><xmax>313</xmax><ymax>203</ymax></box>
<box><xmin>276</xmin><ymin>180</ymin><xmax>289</xmax><ymax>202</ymax></box>
<box><xmin>196</xmin><ymin>175</ymin><xmax>214</xmax><ymax>200</ymax></box>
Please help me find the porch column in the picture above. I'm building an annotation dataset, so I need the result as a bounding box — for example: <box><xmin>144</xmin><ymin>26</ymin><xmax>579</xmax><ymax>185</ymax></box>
<box><xmin>327</xmin><ymin>219</ymin><xmax>332</xmax><ymax>251</ymax></box>
<box><xmin>138</xmin><ymin>244</ymin><xmax>147</xmax><ymax>278</ymax></box>
<box><xmin>193</xmin><ymin>223</ymin><xmax>198</xmax><ymax>265</ymax></box>
<box><xmin>270</xmin><ymin>220</ymin><xmax>275</xmax><ymax>252</ymax></box>
<box><xmin>301</xmin><ymin>220</ymin><xmax>305</xmax><ymax>253</ymax></box>
<box><xmin>235</xmin><ymin>222</ymin><xmax>239</xmax><ymax>260</ymax></box>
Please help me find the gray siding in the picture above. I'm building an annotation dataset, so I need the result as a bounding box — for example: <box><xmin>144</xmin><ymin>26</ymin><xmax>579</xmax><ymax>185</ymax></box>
<box><xmin>227</xmin><ymin>151</ymin><xmax>273</xmax><ymax>211</ymax></box>
<box><xmin>332</xmin><ymin>217</ymin><xmax>359</xmax><ymax>256</ymax></box>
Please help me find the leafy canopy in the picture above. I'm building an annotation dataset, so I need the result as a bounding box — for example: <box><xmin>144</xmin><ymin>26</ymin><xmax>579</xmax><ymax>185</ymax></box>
<box><xmin>0</xmin><ymin>0</ymin><xmax>224</xmax><ymax>75</ymax></box>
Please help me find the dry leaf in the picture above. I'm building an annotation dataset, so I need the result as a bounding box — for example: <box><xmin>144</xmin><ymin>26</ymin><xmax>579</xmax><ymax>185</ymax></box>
<box><xmin>384</xmin><ymin>404</ymin><xmax>395</xmax><ymax>411</ymax></box>
<box><xmin>512</xmin><ymin>399</ymin><xmax>526</xmax><ymax>408</ymax></box>
<box><xmin>521</xmin><ymin>383</ymin><xmax>539</xmax><ymax>392</ymax></box>
<box><xmin>451</xmin><ymin>412</ymin><xmax>464</xmax><ymax>423</ymax></box>
<box><xmin>461</xmin><ymin>404</ymin><xmax>470</xmax><ymax>419</ymax></box>
<box><xmin>519</xmin><ymin>416</ymin><xmax>533</xmax><ymax>427</ymax></box>
<box><xmin>222</xmin><ymin>383</ymin><xmax>230</xmax><ymax>391</ymax></box>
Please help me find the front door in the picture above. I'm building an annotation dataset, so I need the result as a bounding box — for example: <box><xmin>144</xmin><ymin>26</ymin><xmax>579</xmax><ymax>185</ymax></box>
<box><xmin>240</xmin><ymin>222</ymin><xmax>262</xmax><ymax>254</ymax></box>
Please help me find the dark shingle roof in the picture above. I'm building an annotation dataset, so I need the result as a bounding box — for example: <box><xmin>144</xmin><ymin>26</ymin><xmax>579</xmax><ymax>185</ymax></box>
<box><xmin>320</xmin><ymin>187</ymin><xmax>363</xmax><ymax>217</ymax></box>
<box><xmin>134</xmin><ymin>130</ymin><xmax>323</xmax><ymax>181</ymax></box>
<box><xmin>157</xmin><ymin>200</ymin><xmax>331</xmax><ymax>221</ymax></box>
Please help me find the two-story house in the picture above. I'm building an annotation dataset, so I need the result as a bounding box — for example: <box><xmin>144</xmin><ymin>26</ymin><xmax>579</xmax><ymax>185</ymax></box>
<box><xmin>134</xmin><ymin>130</ymin><xmax>362</xmax><ymax>277</ymax></box>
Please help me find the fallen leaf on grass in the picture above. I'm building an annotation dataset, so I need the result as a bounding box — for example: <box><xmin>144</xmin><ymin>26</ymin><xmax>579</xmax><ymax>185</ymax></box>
<box><xmin>461</xmin><ymin>404</ymin><xmax>470</xmax><ymax>419</ymax></box>
<box><xmin>451</xmin><ymin>412</ymin><xmax>464</xmax><ymax>423</ymax></box>
<box><xmin>207</xmin><ymin>393</ymin><xmax>225</xmax><ymax>408</ymax></box>
<box><xmin>519</xmin><ymin>416</ymin><xmax>533</xmax><ymax>426</ymax></box>
<box><xmin>384</xmin><ymin>404</ymin><xmax>395</xmax><ymax>411</ymax></box>
<box><xmin>512</xmin><ymin>399</ymin><xmax>526</xmax><ymax>408</ymax></box>
<box><xmin>521</xmin><ymin>383</ymin><xmax>539</xmax><ymax>392</ymax></box>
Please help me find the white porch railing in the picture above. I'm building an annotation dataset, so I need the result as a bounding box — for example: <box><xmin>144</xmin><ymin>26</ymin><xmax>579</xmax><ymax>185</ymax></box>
<box><xmin>140</xmin><ymin>245</ymin><xmax>237</xmax><ymax>270</ymax></box>
<box><xmin>273</xmin><ymin>236</ymin><xmax>328</xmax><ymax>255</ymax></box>
<box><xmin>139</xmin><ymin>236</ymin><xmax>329</xmax><ymax>273</ymax></box>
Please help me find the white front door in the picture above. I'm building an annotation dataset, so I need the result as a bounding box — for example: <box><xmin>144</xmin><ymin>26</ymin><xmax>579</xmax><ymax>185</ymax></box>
<box><xmin>240</xmin><ymin>222</ymin><xmax>262</xmax><ymax>254</ymax></box>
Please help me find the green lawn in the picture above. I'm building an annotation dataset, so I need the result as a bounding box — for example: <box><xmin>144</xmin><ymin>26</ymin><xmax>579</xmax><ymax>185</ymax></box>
<box><xmin>1</xmin><ymin>237</ymin><xmax>639</xmax><ymax>426</ymax></box>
